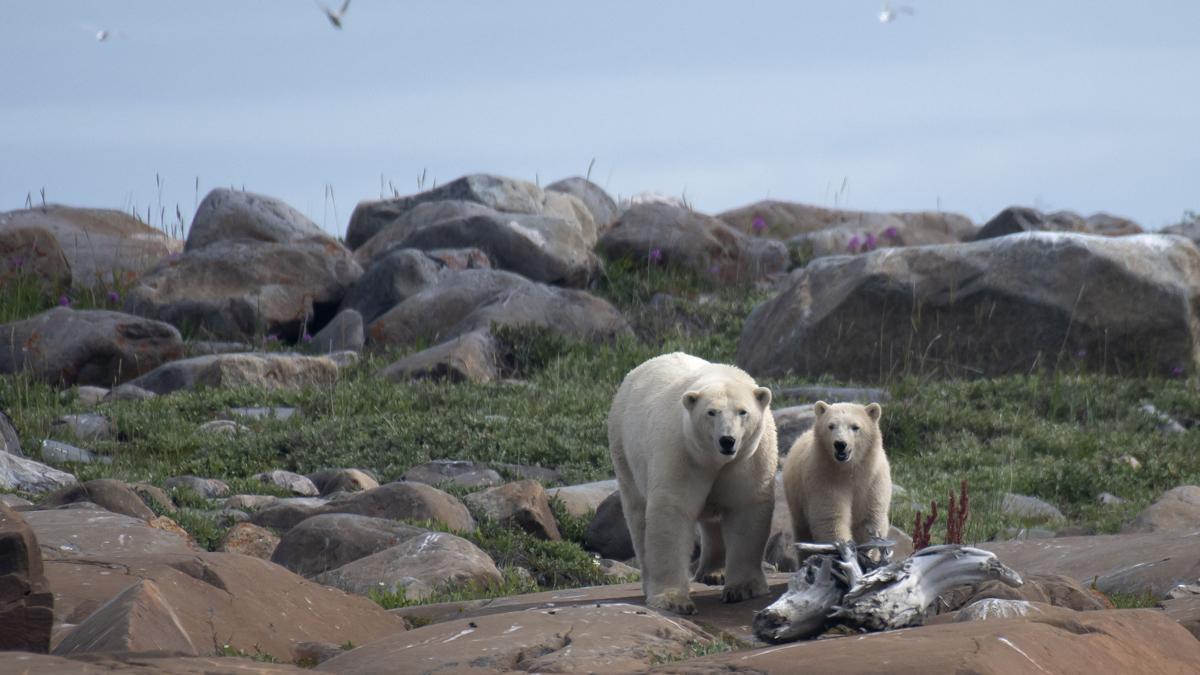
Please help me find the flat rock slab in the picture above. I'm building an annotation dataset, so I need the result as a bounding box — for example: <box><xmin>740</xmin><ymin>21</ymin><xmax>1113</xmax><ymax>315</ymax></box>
<box><xmin>0</xmin><ymin>652</ymin><xmax>311</xmax><ymax>673</ymax></box>
<box><xmin>42</xmin><ymin>551</ymin><xmax>408</xmax><ymax>660</ymax></box>
<box><xmin>1161</xmin><ymin>595</ymin><xmax>1200</xmax><ymax>640</ymax></box>
<box><xmin>652</xmin><ymin>609</ymin><xmax>1200</xmax><ymax>674</ymax></box>
<box><xmin>318</xmin><ymin>602</ymin><xmax>714</xmax><ymax>674</ymax></box>
<box><xmin>395</xmin><ymin>575</ymin><xmax>793</xmax><ymax>647</ymax></box>
<box><xmin>982</xmin><ymin>530</ymin><xmax>1200</xmax><ymax>598</ymax></box>
<box><xmin>24</xmin><ymin>507</ymin><xmax>197</xmax><ymax>561</ymax></box>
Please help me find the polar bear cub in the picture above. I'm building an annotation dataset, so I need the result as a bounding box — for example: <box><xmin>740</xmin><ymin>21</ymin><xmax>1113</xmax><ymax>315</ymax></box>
<box><xmin>783</xmin><ymin>401</ymin><xmax>891</xmax><ymax>545</ymax></box>
<box><xmin>608</xmin><ymin>352</ymin><xmax>778</xmax><ymax>615</ymax></box>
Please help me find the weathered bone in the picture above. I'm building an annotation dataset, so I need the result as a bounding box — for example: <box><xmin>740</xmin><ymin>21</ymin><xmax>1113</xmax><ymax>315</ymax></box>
<box><xmin>753</xmin><ymin>541</ymin><xmax>1023</xmax><ymax>643</ymax></box>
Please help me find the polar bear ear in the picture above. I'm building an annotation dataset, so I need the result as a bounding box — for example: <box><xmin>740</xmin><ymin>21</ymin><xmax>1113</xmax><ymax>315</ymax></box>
<box><xmin>814</xmin><ymin>401</ymin><xmax>830</xmax><ymax>417</ymax></box>
<box><xmin>753</xmin><ymin>386</ymin><xmax>772</xmax><ymax>409</ymax></box>
<box><xmin>682</xmin><ymin>391</ymin><xmax>702</xmax><ymax>411</ymax></box>
<box><xmin>865</xmin><ymin>402</ymin><xmax>882</xmax><ymax>422</ymax></box>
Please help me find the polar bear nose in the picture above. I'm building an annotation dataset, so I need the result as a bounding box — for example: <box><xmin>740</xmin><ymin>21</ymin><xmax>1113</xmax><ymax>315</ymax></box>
<box><xmin>833</xmin><ymin>440</ymin><xmax>847</xmax><ymax>452</ymax></box>
<box><xmin>719</xmin><ymin>436</ymin><xmax>736</xmax><ymax>454</ymax></box>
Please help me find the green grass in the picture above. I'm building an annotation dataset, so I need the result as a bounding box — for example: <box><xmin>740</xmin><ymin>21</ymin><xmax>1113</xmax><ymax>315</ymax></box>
<box><xmin>1106</xmin><ymin>590</ymin><xmax>1160</xmax><ymax>609</ymax></box>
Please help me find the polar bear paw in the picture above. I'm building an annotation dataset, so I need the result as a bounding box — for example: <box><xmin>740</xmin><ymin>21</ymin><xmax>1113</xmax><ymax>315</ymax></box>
<box><xmin>696</xmin><ymin>569</ymin><xmax>726</xmax><ymax>586</ymax></box>
<box><xmin>648</xmin><ymin>589</ymin><xmax>697</xmax><ymax>615</ymax></box>
<box><xmin>721</xmin><ymin>576</ymin><xmax>769</xmax><ymax>603</ymax></box>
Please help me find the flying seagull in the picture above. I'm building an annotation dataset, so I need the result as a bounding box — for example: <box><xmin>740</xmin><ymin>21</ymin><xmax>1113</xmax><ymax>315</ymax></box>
<box><xmin>81</xmin><ymin>24</ymin><xmax>123</xmax><ymax>42</ymax></box>
<box><xmin>879</xmin><ymin>2</ymin><xmax>915</xmax><ymax>23</ymax></box>
<box><xmin>317</xmin><ymin>0</ymin><xmax>351</xmax><ymax>29</ymax></box>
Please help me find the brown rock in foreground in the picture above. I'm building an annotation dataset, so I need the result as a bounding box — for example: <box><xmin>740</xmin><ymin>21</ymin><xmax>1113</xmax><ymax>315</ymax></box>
<box><xmin>317</xmin><ymin>602</ymin><xmax>714</xmax><ymax>674</ymax></box>
<box><xmin>653</xmin><ymin>610</ymin><xmax>1200</xmax><ymax>674</ymax></box>
<box><xmin>43</xmin><ymin>552</ymin><xmax>407</xmax><ymax>659</ymax></box>
<box><xmin>0</xmin><ymin>502</ymin><xmax>54</xmax><ymax>652</ymax></box>
<box><xmin>1122</xmin><ymin>485</ymin><xmax>1200</xmax><ymax>533</ymax></box>
<box><xmin>464</xmin><ymin>479</ymin><xmax>561</xmax><ymax>540</ymax></box>
<box><xmin>982</xmin><ymin>529</ymin><xmax>1200</xmax><ymax>598</ymax></box>
<box><xmin>0</xmin><ymin>652</ymin><xmax>309</xmax><ymax>673</ymax></box>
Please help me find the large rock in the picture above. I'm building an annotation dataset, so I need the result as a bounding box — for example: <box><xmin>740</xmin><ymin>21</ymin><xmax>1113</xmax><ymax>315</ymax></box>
<box><xmin>306</xmin><ymin>468</ymin><xmax>379</xmax><ymax>496</ymax></box>
<box><xmin>356</xmin><ymin>199</ymin><xmax>600</xmax><ymax>287</ymax></box>
<box><xmin>653</xmin><ymin>609</ymin><xmax>1200</xmax><ymax>674</ymax></box>
<box><xmin>40</xmin><ymin>551</ymin><xmax>407</xmax><ymax>660</ymax></box>
<box><xmin>599</xmin><ymin>202</ymin><xmax>788</xmax><ymax>284</ymax></box>
<box><xmin>584</xmin><ymin>491</ymin><xmax>634</xmax><ymax>560</ymax></box>
<box><xmin>124</xmin><ymin>239</ymin><xmax>362</xmax><ymax>342</ymax></box>
<box><xmin>38</xmin><ymin>480</ymin><xmax>156</xmax><ymax>521</ymax></box>
<box><xmin>314</xmin><ymin>531</ymin><xmax>501</xmax><ymax>599</ymax></box>
<box><xmin>377</xmin><ymin>330</ymin><xmax>499</xmax><ymax>383</ymax></box>
<box><xmin>737</xmin><ymin>232</ymin><xmax>1200</xmax><ymax>379</ymax></box>
<box><xmin>934</xmin><ymin>573</ymin><xmax>1110</xmax><ymax>615</ymax></box>
<box><xmin>1162</xmin><ymin>595</ymin><xmax>1200</xmax><ymax>640</ymax></box>
<box><xmin>270</xmin><ymin>513</ymin><xmax>427</xmax><ymax>577</ymax></box>
<box><xmin>0</xmin><ymin>225</ymin><xmax>71</xmax><ymax>289</ymax></box>
<box><xmin>185</xmin><ymin>188</ymin><xmax>333</xmax><ymax>252</ymax></box>
<box><xmin>127</xmin><ymin>352</ymin><xmax>339</xmax><ymax>395</ymax></box>
<box><xmin>0</xmin><ymin>452</ymin><xmax>77</xmax><ymax>494</ymax></box>
<box><xmin>346</xmin><ymin>173</ymin><xmax>596</xmax><ymax>251</ymax></box>
<box><xmin>981</xmin><ymin>529</ymin><xmax>1200</xmax><ymax>598</ymax></box>
<box><xmin>248</xmin><ymin>499</ymin><xmax>328</xmax><ymax>532</ymax></box>
<box><xmin>403</xmin><ymin>460</ymin><xmax>502</xmax><ymax>489</ymax></box>
<box><xmin>216</xmin><ymin>522</ymin><xmax>280</xmax><ymax>560</ymax></box>
<box><xmin>546</xmin><ymin>176</ymin><xmax>620</xmax><ymax>235</ymax></box>
<box><xmin>0</xmin><ymin>502</ymin><xmax>54</xmax><ymax>652</ymax></box>
<box><xmin>719</xmin><ymin>200</ymin><xmax>976</xmax><ymax>242</ymax></box>
<box><xmin>366</xmin><ymin>269</ymin><xmax>630</xmax><ymax>348</ymax></box>
<box><xmin>545</xmin><ymin>479</ymin><xmax>618</xmax><ymax>517</ymax></box>
<box><xmin>318</xmin><ymin>602</ymin><xmax>714</xmax><ymax>674</ymax></box>
<box><xmin>1001</xmin><ymin>493</ymin><xmax>1065</xmax><ymax>523</ymax></box>
<box><xmin>304</xmin><ymin>308</ymin><xmax>363</xmax><ymax>354</ymax></box>
<box><xmin>21</xmin><ymin>507</ymin><xmax>197</xmax><ymax>562</ymax></box>
<box><xmin>163</xmin><ymin>475</ymin><xmax>230</xmax><ymax>499</ymax></box>
<box><xmin>1122</xmin><ymin>485</ymin><xmax>1200</xmax><ymax>533</ymax></box>
<box><xmin>322</xmin><ymin>481</ymin><xmax>476</xmax><ymax>532</ymax></box>
<box><xmin>0</xmin><ymin>205</ymin><xmax>179</xmax><ymax>288</ymax></box>
<box><xmin>338</xmin><ymin>247</ymin><xmax>448</xmax><ymax>323</ymax></box>
<box><xmin>463</xmin><ymin>480</ymin><xmax>561</xmax><ymax>540</ymax></box>
<box><xmin>773</xmin><ymin>404</ymin><xmax>816</xmax><ymax>454</ymax></box>
<box><xmin>0</xmin><ymin>308</ymin><xmax>183</xmax><ymax>387</ymax></box>
<box><xmin>252</xmin><ymin>470</ymin><xmax>318</xmax><ymax>497</ymax></box>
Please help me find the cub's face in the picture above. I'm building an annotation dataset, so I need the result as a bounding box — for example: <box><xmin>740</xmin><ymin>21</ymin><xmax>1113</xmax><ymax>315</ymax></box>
<box><xmin>813</xmin><ymin>401</ymin><xmax>882</xmax><ymax>464</ymax></box>
<box><xmin>683</xmin><ymin>384</ymin><xmax>772</xmax><ymax>462</ymax></box>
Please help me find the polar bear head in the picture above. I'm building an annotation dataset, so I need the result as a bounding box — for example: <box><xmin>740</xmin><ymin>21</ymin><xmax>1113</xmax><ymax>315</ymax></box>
<box><xmin>813</xmin><ymin>401</ymin><xmax>882</xmax><ymax>464</ymax></box>
<box><xmin>682</xmin><ymin>382</ymin><xmax>772</xmax><ymax>462</ymax></box>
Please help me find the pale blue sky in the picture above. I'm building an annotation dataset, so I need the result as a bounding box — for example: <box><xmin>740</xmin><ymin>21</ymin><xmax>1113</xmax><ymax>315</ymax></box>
<box><xmin>2</xmin><ymin>1</ymin><xmax>1197</xmax><ymax>236</ymax></box>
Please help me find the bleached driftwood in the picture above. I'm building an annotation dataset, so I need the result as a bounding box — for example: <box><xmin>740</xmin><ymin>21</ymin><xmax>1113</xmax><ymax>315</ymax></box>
<box><xmin>753</xmin><ymin>539</ymin><xmax>1023</xmax><ymax>643</ymax></box>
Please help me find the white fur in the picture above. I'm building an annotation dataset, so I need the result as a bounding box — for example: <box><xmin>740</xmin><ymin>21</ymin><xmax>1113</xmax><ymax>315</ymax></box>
<box><xmin>783</xmin><ymin>401</ymin><xmax>891</xmax><ymax>545</ymax></box>
<box><xmin>608</xmin><ymin>352</ymin><xmax>778</xmax><ymax>615</ymax></box>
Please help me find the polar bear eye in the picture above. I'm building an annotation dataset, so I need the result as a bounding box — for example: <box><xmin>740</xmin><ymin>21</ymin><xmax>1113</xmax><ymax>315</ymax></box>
<box><xmin>851</xmin><ymin>424</ymin><xmax>861</xmax><ymax>432</ymax></box>
<box><xmin>707</xmin><ymin>410</ymin><xmax>717</xmax><ymax>417</ymax></box>
<box><xmin>738</xmin><ymin>410</ymin><xmax>747</xmax><ymax>416</ymax></box>
<box><xmin>828</xmin><ymin>423</ymin><xmax>836</xmax><ymax>430</ymax></box>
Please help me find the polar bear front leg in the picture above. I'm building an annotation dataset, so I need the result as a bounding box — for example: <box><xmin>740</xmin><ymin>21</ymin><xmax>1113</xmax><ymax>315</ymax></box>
<box><xmin>718</xmin><ymin>497</ymin><xmax>772</xmax><ymax>602</ymax></box>
<box><xmin>643</xmin><ymin>490</ymin><xmax>707</xmax><ymax>615</ymax></box>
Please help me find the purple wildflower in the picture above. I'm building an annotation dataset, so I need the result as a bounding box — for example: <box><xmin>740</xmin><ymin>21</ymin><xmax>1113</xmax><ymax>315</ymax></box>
<box><xmin>707</xmin><ymin>264</ymin><xmax>720</xmax><ymax>275</ymax></box>
<box><xmin>1076</xmin><ymin>349</ymin><xmax>1087</xmax><ymax>358</ymax></box>
<box><xmin>865</xmin><ymin>233</ymin><xmax>878</xmax><ymax>251</ymax></box>
<box><xmin>263</xmin><ymin>334</ymin><xmax>279</xmax><ymax>344</ymax></box>
<box><xmin>847</xmin><ymin>235</ymin><xmax>861</xmax><ymax>254</ymax></box>
<box><xmin>302</xmin><ymin>333</ymin><xmax>314</xmax><ymax>343</ymax></box>
<box><xmin>9</xmin><ymin>256</ymin><xmax>24</xmax><ymax>269</ymax></box>
<box><xmin>57</xmin><ymin>295</ymin><xmax>71</xmax><ymax>306</ymax></box>
<box><xmin>1171</xmin><ymin>366</ymin><xmax>1185</xmax><ymax>377</ymax></box>
<box><xmin>107</xmin><ymin>290</ymin><xmax>120</xmax><ymax>304</ymax></box>
<box><xmin>648</xmin><ymin>247</ymin><xmax>663</xmax><ymax>264</ymax></box>
<box><xmin>752</xmin><ymin>216</ymin><xmax>767</xmax><ymax>234</ymax></box>
<box><xmin>883</xmin><ymin>226</ymin><xmax>899</xmax><ymax>240</ymax></box>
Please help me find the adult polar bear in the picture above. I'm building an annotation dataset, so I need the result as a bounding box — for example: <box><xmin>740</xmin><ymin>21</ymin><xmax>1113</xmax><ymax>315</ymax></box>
<box><xmin>608</xmin><ymin>352</ymin><xmax>777</xmax><ymax>615</ymax></box>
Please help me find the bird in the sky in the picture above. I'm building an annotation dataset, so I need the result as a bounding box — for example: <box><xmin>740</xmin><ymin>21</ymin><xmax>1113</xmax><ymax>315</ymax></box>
<box><xmin>317</xmin><ymin>0</ymin><xmax>351</xmax><ymax>29</ymax></box>
<box><xmin>879</xmin><ymin>2</ymin><xmax>915</xmax><ymax>23</ymax></box>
